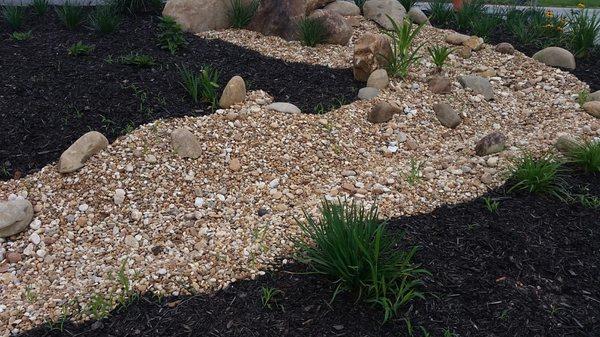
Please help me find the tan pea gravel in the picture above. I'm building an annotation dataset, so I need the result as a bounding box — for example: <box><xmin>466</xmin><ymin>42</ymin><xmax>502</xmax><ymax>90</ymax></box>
<box><xmin>1</xmin><ymin>18</ymin><xmax>599</xmax><ymax>336</ymax></box>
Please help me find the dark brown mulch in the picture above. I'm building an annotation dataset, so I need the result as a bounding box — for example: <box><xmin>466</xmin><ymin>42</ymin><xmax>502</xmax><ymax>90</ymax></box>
<box><xmin>18</xmin><ymin>171</ymin><xmax>600</xmax><ymax>337</ymax></box>
<box><xmin>0</xmin><ymin>10</ymin><xmax>359</xmax><ymax>181</ymax></box>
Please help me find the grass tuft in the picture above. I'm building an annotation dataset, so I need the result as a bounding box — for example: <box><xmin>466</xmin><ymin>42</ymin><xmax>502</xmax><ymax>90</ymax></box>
<box><xmin>298</xmin><ymin>17</ymin><xmax>328</xmax><ymax>47</ymax></box>
<box><xmin>32</xmin><ymin>0</ymin><xmax>49</xmax><ymax>16</ymax></box>
<box><xmin>228</xmin><ymin>0</ymin><xmax>259</xmax><ymax>28</ymax></box>
<box><xmin>88</xmin><ymin>5</ymin><xmax>121</xmax><ymax>34</ymax></box>
<box><xmin>382</xmin><ymin>16</ymin><xmax>424</xmax><ymax>79</ymax></box>
<box><xmin>68</xmin><ymin>41</ymin><xmax>95</xmax><ymax>56</ymax></box>
<box><xmin>564</xmin><ymin>139</ymin><xmax>600</xmax><ymax>173</ymax></box>
<box><xmin>55</xmin><ymin>2</ymin><xmax>85</xmax><ymax>30</ymax></box>
<box><xmin>296</xmin><ymin>199</ymin><xmax>428</xmax><ymax>322</ymax></box>
<box><xmin>2</xmin><ymin>5</ymin><xmax>26</xmax><ymax>30</ymax></box>
<box><xmin>507</xmin><ymin>152</ymin><xmax>567</xmax><ymax>199</ymax></box>
<box><xmin>427</xmin><ymin>45</ymin><xmax>453</xmax><ymax>72</ymax></box>
<box><xmin>10</xmin><ymin>30</ymin><xmax>32</xmax><ymax>41</ymax></box>
<box><xmin>119</xmin><ymin>52</ymin><xmax>156</xmax><ymax>67</ymax></box>
<box><xmin>398</xmin><ymin>0</ymin><xmax>417</xmax><ymax>10</ymax></box>
<box><xmin>178</xmin><ymin>64</ymin><xmax>220</xmax><ymax>109</ymax></box>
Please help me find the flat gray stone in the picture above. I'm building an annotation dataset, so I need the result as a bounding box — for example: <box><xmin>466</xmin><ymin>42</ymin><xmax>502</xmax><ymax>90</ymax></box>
<box><xmin>0</xmin><ymin>199</ymin><xmax>33</xmax><ymax>238</ymax></box>
<box><xmin>266</xmin><ymin>102</ymin><xmax>301</xmax><ymax>114</ymax></box>
<box><xmin>358</xmin><ymin>87</ymin><xmax>380</xmax><ymax>100</ymax></box>
<box><xmin>459</xmin><ymin>75</ymin><xmax>494</xmax><ymax>101</ymax></box>
<box><xmin>433</xmin><ymin>103</ymin><xmax>461</xmax><ymax>128</ymax></box>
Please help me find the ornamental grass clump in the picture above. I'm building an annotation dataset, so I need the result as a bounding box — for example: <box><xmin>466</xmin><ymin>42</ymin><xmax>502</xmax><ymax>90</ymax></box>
<box><xmin>157</xmin><ymin>16</ymin><xmax>188</xmax><ymax>54</ymax></box>
<box><xmin>119</xmin><ymin>52</ymin><xmax>156</xmax><ymax>67</ymax></box>
<box><xmin>228</xmin><ymin>0</ymin><xmax>259</xmax><ymax>28</ymax></box>
<box><xmin>566</xmin><ymin>9</ymin><xmax>600</xmax><ymax>58</ymax></box>
<box><xmin>31</xmin><ymin>0</ymin><xmax>49</xmax><ymax>16</ymax></box>
<box><xmin>427</xmin><ymin>45</ymin><xmax>453</xmax><ymax>72</ymax></box>
<box><xmin>55</xmin><ymin>2</ymin><xmax>85</xmax><ymax>30</ymax></box>
<box><xmin>88</xmin><ymin>6</ymin><xmax>121</xmax><ymax>34</ymax></box>
<box><xmin>296</xmin><ymin>199</ymin><xmax>428</xmax><ymax>322</ymax></box>
<box><xmin>2</xmin><ymin>5</ymin><xmax>26</xmax><ymax>30</ymax></box>
<box><xmin>454</xmin><ymin>0</ymin><xmax>485</xmax><ymax>31</ymax></box>
<box><xmin>382</xmin><ymin>16</ymin><xmax>424</xmax><ymax>79</ymax></box>
<box><xmin>565</xmin><ymin>140</ymin><xmax>600</xmax><ymax>173</ymax></box>
<box><xmin>428</xmin><ymin>0</ymin><xmax>453</xmax><ymax>26</ymax></box>
<box><xmin>178</xmin><ymin>65</ymin><xmax>220</xmax><ymax>109</ymax></box>
<box><xmin>507</xmin><ymin>153</ymin><xmax>567</xmax><ymax>199</ymax></box>
<box><xmin>298</xmin><ymin>17</ymin><xmax>328</xmax><ymax>47</ymax></box>
<box><xmin>68</xmin><ymin>41</ymin><xmax>95</xmax><ymax>56</ymax></box>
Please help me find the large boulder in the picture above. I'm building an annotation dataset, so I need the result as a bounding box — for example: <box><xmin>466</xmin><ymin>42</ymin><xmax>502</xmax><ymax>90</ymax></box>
<box><xmin>458</xmin><ymin>75</ymin><xmax>494</xmax><ymax>101</ymax></box>
<box><xmin>589</xmin><ymin>90</ymin><xmax>600</xmax><ymax>102</ymax></box>
<box><xmin>163</xmin><ymin>0</ymin><xmax>251</xmax><ymax>33</ymax></box>
<box><xmin>324</xmin><ymin>0</ymin><xmax>360</xmax><ymax>16</ymax></box>
<box><xmin>433</xmin><ymin>103</ymin><xmax>461</xmax><ymax>128</ymax></box>
<box><xmin>248</xmin><ymin>0</ymin><xmax>334</xmax><ymax>40</ymax></box>
<box><xmin>532</xmin><ymin>47</ymin><xmax>576</xmax><ymax>70</ymax></box>
<box><xmin>171</xmin><ymin>128</ymin><xmax>203</xmax><ymax>159</ymax></box>
<box><xmin>583</xmin><ymin>101</ymin><xmax>600</xmax><ymax>118</ymax></box>
<box><xmin>407</xmin><ymin>7</ymin><xmax>428</xmax><ymax>25</ymax></box>
<box><xmin>495</xmin><ymin>42</ymin><xmax>515</xmax><ymax>55</ymax></box>
<box><xmin>57</xmin><ymin>131</ymin><xmax>108</xmax><ymax>173</ymax></box>
<box><xmin>353</xmin><ymin>33</ymin><xmax>392</xmax><ymax>81</ymax></box>
<box><xmin>0</xmin><ymin>199</ymin><xmax>33</xmax><ymax>238</ymax></box>
<box><xmin>368</xmin><ymin>102</ymin><xmax>400</xmax><ymax>123</ymax></box>
<box><xmin>308</xmin><ymin>9</ymin><xmax>353</xmax><ymax>45</ymax></box>
<box><xmin>363</xmin><ymin>0</ymin><xmax>406</xmax><ymax>30</ymax></box>
<box><xmin>219</xmin><ymin>76</ymin><xmax>246</xmax><ymax>108</ymax></box>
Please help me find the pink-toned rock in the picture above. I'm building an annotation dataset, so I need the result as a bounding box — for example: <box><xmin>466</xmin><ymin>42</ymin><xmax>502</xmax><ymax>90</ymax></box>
<box><xmin>309</xmin><ymin>9</ymin><xmax>353</xmax><ymax>45</ymax></box>
<box><xmin>163</xmin><ymin>0</ymin><xmax>253</xmax><ymax>32</ymax></box>
<box><xmin>6</xmin><ymin>252</ymin><xmax>22</xmax><ymax>263</ymax></box>
<box><xmin>353</xmin><ymin>33</ymin><xmax>392</xmax><ymax>81</ymax></box>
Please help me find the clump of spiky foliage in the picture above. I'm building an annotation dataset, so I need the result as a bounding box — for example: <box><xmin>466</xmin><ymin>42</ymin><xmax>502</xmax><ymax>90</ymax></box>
<box><xmin>566</xmin><ymin>9</ymin><xmax>600</xmax><ymax>58</ymax></box>
<box><xmin>178</xmin><ymin>64</ymin><xmax>220</xmax><ymax>109</ymax></box>
<box><xmin>296</xmin><ymin>199</ymin><xmax>428</xmax><ymax>322</ymax></box>
<box><xmin>507</xmin><ymin>153</ymin><xmax>567</xmax><ymax>199</ymax></box>
<box><xmin>119</xmin><ymin>52</ymin><xmax>156</xmax><ymax>67</ymax></box>
<box><xmin>565</xmin><ymin>140</ymin><xmax>600</xmax><ymax>173</ymax></box>
<box><xmin>427</xmin><ymin>45</ymin><xmax>453</xmax><ymax>72</ymax></box>
<box><xmin>88</xmin><ymin>5</ymin><xmax>121</xmax><ymax>34</ymax></box>
<box><xmin>428</xmin><ymin>0</ymin><xmax>453</xmax><ymax>26</ymax></box>
<box><xmin>31</xmin><ymin>0</ymin><xmax>49</xmax><ymax>16</ymax></box>
<box><xmin>382</xmin><ymin>16</ymin><xmax>424</xmax><ymax>79</ymax></box>
<box><xmin>228</xmin><ymin>0</ymin><xmax>259</xmax><ymax>28</ymax></box>
<box><xmin>298</xmin><ymin>17</ymin><xmax>328</xmax><ymax>47</ymax></box>
<box><xmin>68</xmin><ymin>41</ymin><xmax>95</xmax><ymax>56</ymax></box>
<box><xmin>107</xmin><ymin>0</ymin><xmax>162</xmax><ymax>14</ymax></box>
<box><xmin>10</xmin><ymin>30</ymin><xmax>32</xmax><ymax>41</ymax></box>
<box><xmin>2</xmin><ymin>5</ymin><xmax>26</xmax><ymax>30</ymax></box>
<box><xmin>55</xmin><ymin>2</ymin><xmax>85</xmax><ymax>30</ymax></box>
<box><xmin>454</xmin><ymin>0</ymin><xmax>486</xmax><ymax>31</ymax></box>
<box><xmin>157</xmin><ymin>16</ymin><xmax>188</xmax><ymax>54</ymax></box>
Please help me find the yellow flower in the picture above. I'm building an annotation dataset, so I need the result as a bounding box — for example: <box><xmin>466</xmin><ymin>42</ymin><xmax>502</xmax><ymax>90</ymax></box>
<box><xmin>545</xmin><ymin>10</ymin><xmax>554</xmax><ymax>17</ymax></box>
<box><xmin>577</xmin><ymin>3</ymin><xmax>585</xmax><ymax>8</ymax></box>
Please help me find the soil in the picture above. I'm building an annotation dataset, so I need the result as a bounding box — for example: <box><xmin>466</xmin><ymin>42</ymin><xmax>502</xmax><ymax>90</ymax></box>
<box><xmin>0</xmin><ymin>10</ymin><xmax>359</xmax><ymax>181</ymax></box>
<box><xmin>428</xmin><ymin>17</ymin><xmax>600</xmax><ymax>93</ymax></box>
<box><xmin>17</xmin><ymin>170</ymin><xmax>600</xmax><ymax>337</ymax></box>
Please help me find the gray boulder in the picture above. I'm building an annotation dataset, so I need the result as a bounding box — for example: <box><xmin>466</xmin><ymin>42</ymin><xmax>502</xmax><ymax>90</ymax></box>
<box><xmin>171</xmin><ymin>128</ymin><xmax>203</xmax><ymax>159</ymax></box>
<box><xmin>57</xmin><ymin>131</ymin><xmax>108</xmax><ymax>173</ymax></box>
<box><xmin>533</xmin><ymin>47</ymin><xmax>576</xmax><ymax>70</ymax></box>
<box><xmin>363</xmin><ymin>0</ymin><xmax>406</xmax><ymax>30</ymax></box>
<box><xmin>407</xmin><ymin>7</ymin><xmax>429</xmax><ymax>25</ymax></box>
<box><xmin>358</xmin><ymin>87</ymin><xmax>380</xmax><ymax>100</ymax></box>
<box><xmin>324</xmin><ymin>0</ymin><xmax>360</xmax><ymax>16</ymax></box>
<box><xmin>589</xmin><ymin>90</ymin><xmax>600</xmax><ymax>102</ymax></box>
<box><xmin>459</xmin><ymin>75</ymin><xmax>494</xmax><ymax>101</ymax></box>
<box><xmin>0</xmin><ymin>199</ymin><xmax>33</xmax><ymax>238</ymax></box>
<box><xmin>433</xmin><ymin>103</ymin><xmax>461</xmax><ymax>128</ymax></box>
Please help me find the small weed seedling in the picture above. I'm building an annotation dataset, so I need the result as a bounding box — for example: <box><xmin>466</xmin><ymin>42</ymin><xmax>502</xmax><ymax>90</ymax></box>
<box><xmin>260</xmin><ymin>286</ymin><xmax>282</xmax><ymax>309</ymax></box>
<box><xmin>577</xmin><ymin>193</ymin><xmax>600</xmax><ymax>209</ymax></box>
<box><xmin>405</xmin><ymin>158</ymin><xmax>424</xmax><ymax>186</ymax></box>
<box><xmin>228</xmin><ymin>0</ymin><xmax>259</xmax><ymax>28</ymax></box>
<box><xmin>2</xmin><ymin>5</ymin><xmax>26</xmax><ymax>30</ymax></box>
<box><xmin>10</xmin><ymin>31</ymin><xmax>32</xmax><ymax>41</ymax></box>
<box><xmin>55</xmin><ymin>2</ymin><xmax>85</xmax><ymax>30</ymax></box>
<box><xmin>68</xmin><ymin>41</ymin><xmax>95</xmax><ymax>56</ymax></box>
<box><xmin>32</xmin><ymin>0</ymin><xmax>49</xmax><ymax>15</ymax></box>
<box><xmin>25</xmin><ymin>286</ymin><xmax>38</xmax><ymax>303</ymax></box>
<box><xmin>443</xmin><ymin>328</ymin><xmax>457</xmax><ymax>337</ymax></box>
<box><xmin>577</xmin><ymin>90</ymin><xmax>589</xmax><ymax>106</ymax></box>
<box><xmin>157</xmin><ymin>16</ymin><xmax>187</xmax><ymax>54</ymax></box>
<box><xmin>88</xmin><ymin>293</ymin><xmax>113</xmax><ymax>320</ymax></box>
<box><xmin>482</xmin><ymin>196</ymin><xmax>499</xmax><ymax>214</ymax></box>
<box><xmin>119</xmin><ymin>52</ymin><xmax>156</xmax><ymax>68</ymax></box>
<box><xmin>298</xmin><ymin>17</ymin><xmax>328</xmax><ymax>47</ymax></box>
<box><xmin>427</xmin><ymin>45</ymin><xmax>453</xmax><ymax>72</ymax></box>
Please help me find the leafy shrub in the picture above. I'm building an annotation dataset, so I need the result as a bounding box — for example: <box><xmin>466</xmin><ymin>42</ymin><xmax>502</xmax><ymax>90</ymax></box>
<box><xmin>507</xmin><ymin>153</ymin><xmax>567</xmax><ymax>199</ymax></box>
<box><xmin>454</xmin><ymin>0</ymin><xmax>485</xmax><ymax>31</ymax></box>
<box><xmin>68</xmin><ymin>41</ymin><xmax>95</xmax><ymax>56</ymax></box>
<box><xmin>2</xmin><ymin>5</ymin><xmax>26</xmax><ymax>30</ymax></box>
<box><xmin>32</xmin><ymin>0</ymin><xmax>49</xmax><ymax>16</ymax></box>
<box><xmin>428</xmin><ymin>0</ymin><xmax>453</xmax><ymax>26</ymax></box>
<box><xmin>566</xmin><ymin>9</ymin><xmax>600</xmax><ymax>58</ymax></box>
<box><xmin>427</xmin><ymin>45</ymin><xmax>453</xmax><ymax>72</ymax></box>
<box><xmin>382</xmin><ymin>16</ymin><xmax>424</xmax><ymax>79</ymax></box>
<box><xmin>10</xmin><ymin>30</ymin><xmax>32</xmax><ymax>41</ymax></box>
<box><xmin>119</xmin><ymin>52</ymin><xmax>156</xmax><ymax>67</ymax></box>
<box><xmin>55</xmin><ymin>2</ymin><xmax>85</xmax><ymax>30</ymax></box>
<box><xmin>296</xmin><ymin>199</ymin><xmax>428</xmax><ymax>322</ymax></box>
<box><xmin>228</xmin><ymin>0</ymin><xmax>259</xmax><ymax>28</ymax></box>
<box><xmin>88</xmin><ymin>6</ymin><xmax>121</xmax><ymax>34</ymax></box>
<box><xmin>178</xmin><ymin>65</ymin><xmax>220</xmax><ymax>108</ymax></box>
<box><xmin>298</xmin><ymin>17</ymin><xmax>328</xmax><ymax>47</ymax></box>
<box><xmin>470</xmin><ymin>14</ymin><xmax>501</xmax><ymax>40</ymax></box>
<box><xmin>398</xmin><ymin>0</ymin><xmax>417</xmax><ymax>11</ymax></box>
<box><xmin>157</xmin><ymin>16</ymin><xmax>188</xmax><ymax>54</ymax></box>
<box><xmin>565</xmin><ymin>140</ymin><xmax>600</xmax><ymax>173</ymax></box>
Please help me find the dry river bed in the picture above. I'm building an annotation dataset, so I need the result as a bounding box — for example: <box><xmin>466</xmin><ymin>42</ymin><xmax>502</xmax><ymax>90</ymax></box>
<box><xmin>1</xmin><ymin>20</ymin><xmax>599</xmax><ymax>336</ymax></box>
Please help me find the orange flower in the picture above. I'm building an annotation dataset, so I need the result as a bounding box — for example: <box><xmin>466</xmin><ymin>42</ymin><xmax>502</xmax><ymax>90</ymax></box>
<box><xmin>545</xmin><ymin>10</ymin><xmax>554</xmax><ymax>17</ymax></box>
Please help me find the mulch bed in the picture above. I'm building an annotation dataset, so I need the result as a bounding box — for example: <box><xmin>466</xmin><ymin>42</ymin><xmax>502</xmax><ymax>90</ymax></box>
<box><xmin>18</xmin><ymin>170</ymin><xmax>599</xmax><ymax>337</ymax></box>
<box><xmin>0</xmin><ymin>9</ymin><xmax>359</xmax><ymax>180</ymax></box>
<box><xmin>428</xmin><ymin>17</ymin><xmax>600</xmax><ymax>93</ymax></box>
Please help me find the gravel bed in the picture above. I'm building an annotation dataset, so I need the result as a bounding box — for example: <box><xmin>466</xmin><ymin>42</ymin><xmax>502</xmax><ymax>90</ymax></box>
<box><xmin>1</xmin><ymin>17</ymin><xmax>599</xmax><ymax>336</ymax></box>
